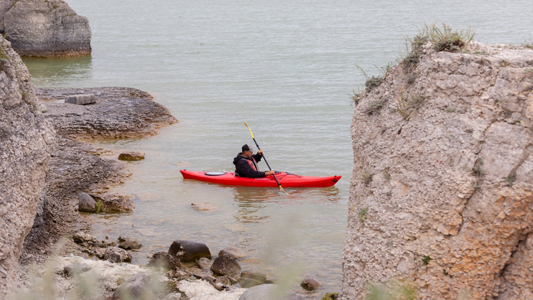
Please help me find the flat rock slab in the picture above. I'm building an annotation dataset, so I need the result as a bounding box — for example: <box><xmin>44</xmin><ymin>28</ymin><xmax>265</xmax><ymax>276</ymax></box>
<box><xmin>65</xmin><ymin>94</ymin><xmax>96</xmax><ymax>105</ymax></box>
<box><xmin>37</xmin><ymin>87</ymin><xmax>178</xmax><ymax>139</ymax></box>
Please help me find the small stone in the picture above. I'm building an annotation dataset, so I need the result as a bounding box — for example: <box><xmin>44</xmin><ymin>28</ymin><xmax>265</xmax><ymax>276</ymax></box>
<box><xmin>197</xmin><ymin>257</ymin><xmax>212</xmax><ymax>269</ymax></box>
<box><xmin>78</xmin><ymin>192</ymin><xmax>96</xmax><ymax>212</ymax></box>
<box><xmin>64</xmin><ymin>94</ymin><xmax>96</xmax><ymax>105</ymax></box>
<box><xmin>118</xmin><ymin>151</ymin><xmax>145</xmax><ymax>161</ymax></box>
<box><xmin>104</xmin><ymin>247</ymin><xmax>132</xmax><ymax>263</ymax></box>
<box><xmin>118</xmin><ymin>236</ymin><xmax>142</xmax><ymax>250</ymax></box>
<box><xmin>148</xmin><ymin>252</ymin><xmax>181</xmax><ymax>270</ymax></box>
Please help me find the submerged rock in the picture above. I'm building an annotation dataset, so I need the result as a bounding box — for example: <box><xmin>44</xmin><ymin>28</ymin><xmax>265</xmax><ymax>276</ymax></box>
<box><xmin>2</xmin><ymin>0</ymin><xmax>91</xmax><ymax>57</ymax></box>
<box><xmin>300</xmin><ymin>276</ymin><xmax>321</xmax><ymax>291</ymax></box>
<box><xmin>239</xmin><ymin>270</ymin><xmax>268</xmax><ymax>288</ymax></box>
<box><xmin>118</xmin><ymin>151</ymin><xmax>145</xmax><ymax>161</ymax></box>
<box><xmin>238</xmin><ymin>284</ymin><xmax>302</xmax><ymax>300</ymax></box>
<box><xmin>218</xmin><ymin>247</ymin><xmax>247</xmax><ymax>259</ymax></box>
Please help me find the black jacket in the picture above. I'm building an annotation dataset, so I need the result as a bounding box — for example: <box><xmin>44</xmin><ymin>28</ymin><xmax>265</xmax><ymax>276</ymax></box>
<box><xmin>232</xmin><ymin>152</ymin><xmax>266</xmax><ymax>178</ymax></box>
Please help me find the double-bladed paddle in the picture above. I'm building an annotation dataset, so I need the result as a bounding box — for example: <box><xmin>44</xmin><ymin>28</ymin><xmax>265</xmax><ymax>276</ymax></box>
<box><xmin>244</xmin><ymin>122</ymin><xmax>288</xmax><ymax>195</ymax></box>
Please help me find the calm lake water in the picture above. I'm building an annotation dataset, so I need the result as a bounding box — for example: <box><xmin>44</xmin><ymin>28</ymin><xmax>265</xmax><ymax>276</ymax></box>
<box><xmin>23</xmin><ymin>0</ymin><xmax>533</xmax><ymax>297</ymax></box>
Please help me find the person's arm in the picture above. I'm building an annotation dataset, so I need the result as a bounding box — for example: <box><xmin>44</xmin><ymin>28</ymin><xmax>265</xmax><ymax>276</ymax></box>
<box><xmin>237</xmin><ymin>159</ymin><xmax>267</xmax><ymax>178</ymax></box>
<box><xmin>252</xmin><ymin>152</ymin><xmax>263</xmax><ymax>163</ymax></box>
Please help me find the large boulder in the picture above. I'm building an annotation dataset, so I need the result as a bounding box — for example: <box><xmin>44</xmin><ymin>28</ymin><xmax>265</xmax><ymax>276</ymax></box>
<box><xmin>342</xmin><ymin>41</ymin><xmax>533</xmax><ymax>299</ymax></box>
<box><xmin>2</xmin><ymin>0</ymin><xmax>91</xmax><ymax>57</ymax></box>
<box><xmin>0</xmin><ymin>36</ymin><xmax>55</xmax><ymax>296</ymax></box>
<box><xmin>168</xmin><ymin>240</ymin><xmax>211</xmax><ymax>263</ymax></box>
<box><xmin>211</xmin><ymin>254</ymin><xmax>241</xmax><ymax>277</ymax></box>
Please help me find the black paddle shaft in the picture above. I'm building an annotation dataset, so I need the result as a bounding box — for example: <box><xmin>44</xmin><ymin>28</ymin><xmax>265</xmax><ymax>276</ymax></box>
<box><xmin>251</xmin><ymin>138</ymin><xmax>281</xmax><ymax>186</ymax></box>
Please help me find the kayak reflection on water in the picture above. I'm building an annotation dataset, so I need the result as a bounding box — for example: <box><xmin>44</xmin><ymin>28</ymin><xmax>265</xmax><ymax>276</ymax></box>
<box><xmin>231</xmin><ymin>186</ymin><xmax>342</xmax><ymax>224</ymax></box>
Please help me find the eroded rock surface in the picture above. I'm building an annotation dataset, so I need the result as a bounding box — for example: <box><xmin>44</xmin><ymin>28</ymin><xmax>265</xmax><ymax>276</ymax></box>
<box><xmin>2</xmin><ymin>0</ymin><xmax>91</xmax><ymax>57</ymax></box>
<box><xmin>342</xmin><ymin>42</ymin><xmax>533</xmax><ymax>299</ymax></box>
<box><xmin>0</xmin><ymin>36</ymin><xmax>55</xmax><ymax>296</ymax></box>
<box><xmin>38</xmin><ymin>87</ymin><xmax>178</xmax><ymax>139</ymax></box>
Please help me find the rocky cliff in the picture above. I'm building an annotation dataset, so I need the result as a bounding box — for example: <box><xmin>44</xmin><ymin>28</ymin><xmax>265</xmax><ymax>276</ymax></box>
<box><xmin>342</xmin><ymin>41</ymin><xmax>533</xmax><ymax>299</ymax></box>
<box><xmin>2</xmin><ymin>0</ymin><xmax>91</xmax><ymax>57</ymax></box>
<box><xmin>0</xmin><ymin>36</ymin><xmax>55</xmax><ymax>295</ymax></box>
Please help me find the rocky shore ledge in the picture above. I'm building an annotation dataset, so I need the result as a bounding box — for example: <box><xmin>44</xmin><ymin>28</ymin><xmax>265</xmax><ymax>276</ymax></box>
<box><xmin>19</xmin><ymin>87</ymin><xmax>178</xmax><ymax>269</ymax></box>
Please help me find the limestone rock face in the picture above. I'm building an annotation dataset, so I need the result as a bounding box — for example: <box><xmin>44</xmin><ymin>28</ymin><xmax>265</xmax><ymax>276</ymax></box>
<box><xmin>3</xmin><ymin>0</ymin><xmax>91</xmax><ymax>57</ymax></box>
<box><xmin>341</xmin><ymin>43</ymin><xmax>533</xmax><ymax>299</ymax></box>
<box><xmin>0</xmin><ymin>36</ymin><xmax>55</xmax><ymax>295</ymax></box>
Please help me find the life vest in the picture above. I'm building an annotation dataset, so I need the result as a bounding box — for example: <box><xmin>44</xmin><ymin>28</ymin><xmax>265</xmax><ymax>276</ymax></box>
<box><xmin>246</xmin><ymin>157</ymin><xmax>260</xmax><ymax>171</ymax></box>
<box><xmin>235</xmin><ymin>156</ymin><xmax>260</xmax><ymax>177</ymax></box>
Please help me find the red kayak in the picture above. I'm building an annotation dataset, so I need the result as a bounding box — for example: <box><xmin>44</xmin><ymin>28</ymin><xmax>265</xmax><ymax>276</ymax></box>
<box><xmin>180</xmin><ymin>170</ymin><xmax>341</xmax><ymax>188</ymax></box>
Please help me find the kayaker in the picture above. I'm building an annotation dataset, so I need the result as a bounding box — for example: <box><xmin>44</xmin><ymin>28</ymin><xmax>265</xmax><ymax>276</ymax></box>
<box><xmin>233</xmin><ymin>144</ymin><xmax>275</xmax><ymax>178</ymax></box>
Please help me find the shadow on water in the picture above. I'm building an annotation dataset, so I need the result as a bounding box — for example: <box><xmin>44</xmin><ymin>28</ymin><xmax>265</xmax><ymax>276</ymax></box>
<box><xmin>232</xmin><ymin>185</ymin><xmax>342</xmax><ymax>223</ymax></box>
<box><xmin>22</xmin><ymin>56</ymin><xmax>93</xmax><ymax>86</ymax></box>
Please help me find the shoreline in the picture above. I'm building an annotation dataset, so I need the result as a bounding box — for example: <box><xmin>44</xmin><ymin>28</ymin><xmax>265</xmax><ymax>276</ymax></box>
<box><xmin>17</xmin><ymin>87</ymin><xmax>322</xmax><ymax>300</ymax></box>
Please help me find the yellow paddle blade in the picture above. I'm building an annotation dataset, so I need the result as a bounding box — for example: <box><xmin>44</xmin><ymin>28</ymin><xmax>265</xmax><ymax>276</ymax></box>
<box><xmin>244</xmin><ymin>122</ymin><xmax>254</xmax><ymax>139</ymax></box>
<box><xmin>279</xmin><ymin>185</ymin><xmax>289</xmax><ymax>196</ymax></box>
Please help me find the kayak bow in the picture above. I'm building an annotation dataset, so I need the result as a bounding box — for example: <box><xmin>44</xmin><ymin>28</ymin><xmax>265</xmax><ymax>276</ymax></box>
<box><xmin>180</xmin><ymin>170</ymin><xmax>341</xmax><ymax>188</ymax></box>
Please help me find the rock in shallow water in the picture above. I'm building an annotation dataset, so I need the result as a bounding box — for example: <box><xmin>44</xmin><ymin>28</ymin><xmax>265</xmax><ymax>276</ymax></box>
<box><xmin>118</xmin><ymin>151</ymin><xmax>145</xmax><ymax>161</ymax></box>
<box><xmin>169</xmin><ymin>240</ymin><xmax>211</xmax><ymax>263</ymax></box>
<box><xmin>104</xmin><ymin>247</ymin><xmax>132</xmax><ymax>263</ymax></box>
<box><xmin>300</xmin><ymin>276</ymin><xmax>321</xmax><ymax>291</ymax></box>
<box><xmin>118</xmin><ymin>236</ymin><xmax>142</xmax><ymax>250</ymax></box>
<box><xmin>211</xmin><ymin>255</ymin><xmax>242</xmax><ymax>277</ymax></box>
<box><xmin>148</xmin><ymin>252</ymin><xmax>181</xmax><ymax>270</ymax></box>
<box><xmin>78</xmin><ymin>192</ymin><xmax>96</xmax><ymax>212</ymax></box>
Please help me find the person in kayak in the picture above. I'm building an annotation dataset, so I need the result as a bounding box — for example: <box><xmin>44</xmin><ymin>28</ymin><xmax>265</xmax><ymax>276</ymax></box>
<box><xmin>233</xmin><ymin>144</ymin><xmax>275</xmax><ymax>178</ymax></box>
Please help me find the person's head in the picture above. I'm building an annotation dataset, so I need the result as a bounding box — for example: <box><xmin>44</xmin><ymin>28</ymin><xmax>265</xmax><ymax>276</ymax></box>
<box><xmin>241</xmin><ymin>144</ymin><xmax>253</xmax><ymax>158</ymax></box>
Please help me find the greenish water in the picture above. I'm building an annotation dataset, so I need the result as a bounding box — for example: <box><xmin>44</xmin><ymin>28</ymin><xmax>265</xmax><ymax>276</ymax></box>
<box><xmin>23</xmin><ymin>0</ymin><xmax>533</xmax><ymax>297</ymax></box>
